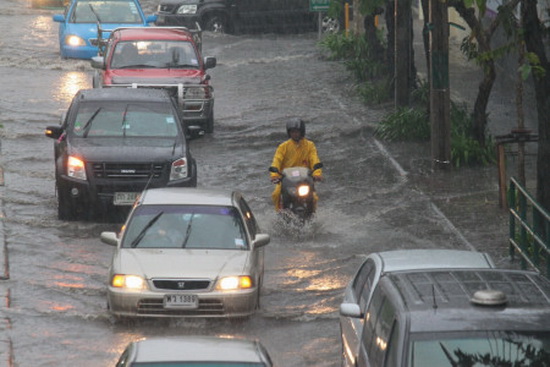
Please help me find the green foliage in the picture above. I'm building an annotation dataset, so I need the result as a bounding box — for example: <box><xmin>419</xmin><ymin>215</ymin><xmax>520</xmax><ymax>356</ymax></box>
<box><xmin>356</xmin><ymin>78</ymin><xmax>392</xmax><ymax>105</ymax></box>
<box><xmin>374</xmin><ymin>96</ymin><xmax>495</xmax><ymax>167</ymax></box>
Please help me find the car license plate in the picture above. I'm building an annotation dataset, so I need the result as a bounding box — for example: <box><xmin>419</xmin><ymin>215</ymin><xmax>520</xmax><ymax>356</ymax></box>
<box><xmin>164</xmin><ymin>294</ymin><xmax>198</xmax><ymax>309</ymax></box>
<box><xmin>113</xmin><ymin>192</ymin><xmax>139</xmax><ymax>206</ymax></box>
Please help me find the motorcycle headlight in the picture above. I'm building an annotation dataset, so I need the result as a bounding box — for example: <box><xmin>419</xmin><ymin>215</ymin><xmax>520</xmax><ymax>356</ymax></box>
<box><xmin>67</xmin><ymin>155</ymin><xmax>87</xmax><ymax>180</ymax></box>
<box><xmin>216</xmin><ymin>276</ymin><xmax>253</xmax><ymax>291</ymax></box>
<box><xmin>64</xmin><ymin>35</ymin><xmax>86</xmax><ymax>47</ymax></box>
<box><xmin>111</xmin><ymin>274</ymin><xmax>146</xmax><ymax>290</ymax></box>
<box><xmin>297</xmin><ymin>184</ymin><xmax>310</xmax><ymax>197</ymax></box>
<box><xmin>176</xmin><ymin>4</ymin><xmax>197</xmax><ymax>14</ymax></box>
<box><xmin>170</xmin><ymin>157</ymin><xmax>188</xmax><ymax>181</ymax></box>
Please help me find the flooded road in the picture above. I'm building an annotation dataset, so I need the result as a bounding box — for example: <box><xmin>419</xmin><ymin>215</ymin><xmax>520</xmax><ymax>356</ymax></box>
<box><xmin>0</xmin><ymin>0</ymin><xmax>505</xmax><ymax>366</ymax></box>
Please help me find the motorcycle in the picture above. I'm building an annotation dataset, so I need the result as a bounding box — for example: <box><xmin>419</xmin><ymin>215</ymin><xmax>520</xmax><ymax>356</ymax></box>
<box><xmin>269</xmin><ymin>162</ymin><xmax>323</xmax><ymax>224</ymax></box>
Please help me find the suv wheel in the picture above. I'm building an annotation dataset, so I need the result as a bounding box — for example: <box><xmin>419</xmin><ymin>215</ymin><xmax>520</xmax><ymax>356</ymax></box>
<box><xmin>203</xmin><ymin>13</ymin><xmax>228</xmax><ymax>33</ymax></box>
<box><xmin>321</xmin><ymin>16</ymin><xmax>341</xmax><ymax>34</ymax></box>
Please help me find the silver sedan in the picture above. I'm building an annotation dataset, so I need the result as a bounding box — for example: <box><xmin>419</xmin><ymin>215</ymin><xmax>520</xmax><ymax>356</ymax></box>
<box><xmin>101</xmin><ymin>187</ymin><xmax>270</xmax><ymax>319</ymax></box>
<box><xmin>116</xmin><ymin>336</ymin><xmax>273</xmax><ymax>366</ymax></box>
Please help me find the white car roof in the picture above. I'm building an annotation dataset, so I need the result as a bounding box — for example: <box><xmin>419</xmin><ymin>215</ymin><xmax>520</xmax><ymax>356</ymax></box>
<box><xmin>139</xmin><ymin>188</ymin><xmax>239</xmax><ymax>207</ymax></box>
<box><xmin>132</xmin><ymin>336</ymin><xmax>266</xmax><ymax>363</ymax></box>
<box><xmin>373</xmin><ymin>249</ymin><xmax>495</xmax><ymax>273</ymax></box>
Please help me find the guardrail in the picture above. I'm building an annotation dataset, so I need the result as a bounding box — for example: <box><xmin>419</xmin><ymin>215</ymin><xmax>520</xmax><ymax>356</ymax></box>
<box><xmin>508</xmin><ymin>177</ymin><xmax>550</xmax><ymax>277</ymax></box>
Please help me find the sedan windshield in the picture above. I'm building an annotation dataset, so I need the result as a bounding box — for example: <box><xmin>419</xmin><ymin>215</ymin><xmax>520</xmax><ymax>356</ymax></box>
<box><xmin>410</xmin><ymin>330</ymin><xmax>550</xmax><ymax>366</ymax></box>
<box><xmin>70</xmin><ymin>101</ymin><xmax>179</xmax><ymax>138</ymax></box>
<box><xmin>111</xmin><ymin>40</ymin><xmax>199</xmax><ymax>69</ymax></box>
<box><xmin>122</xmin><ymin>205</ymin><xmax>248</xmax><ymax>250</ymax></box>
<box><xmin>71</xmin><ymin>0</ymin><xmax>143</xmax><ymax>23</ymax></box>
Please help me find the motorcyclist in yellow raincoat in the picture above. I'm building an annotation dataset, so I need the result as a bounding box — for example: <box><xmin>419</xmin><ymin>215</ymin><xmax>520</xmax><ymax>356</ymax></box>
<box><xmin>269</xmin><ymin>118</ymin><xmax>323</xmax><ymax>211</ymax></box>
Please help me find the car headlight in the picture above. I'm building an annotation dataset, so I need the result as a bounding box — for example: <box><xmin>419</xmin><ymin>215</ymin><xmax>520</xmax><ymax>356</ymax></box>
<box><xmin>170</xmin><ymin>157</ymin><xmax>189</xmax><ymax>181</ymax></box>
<box><xmin>176</xmin><ymin>4</ymin><xmax>197</xmax><ymax>14</ymax></box>
<box><xmin>67</xmin><ymin>155</ymin><xmax>87</xmax><ymax>180</ymax></box>
<box><xmin>185</xmin><ymin>86</ymin><xmax>210</xmax><ymax>99</ymax></box>
<box><xmin>111</xmin><ymin>274</ymin><xmax>146</xmax><ymax>290</ymax></box>
<box><xmin>64</xmin><ymin>35</ymin><xmax>86</xmax><ymax>47</ymax></box>
<box><xmin>297</xmin><ymin>184</ymin><xmax>310</xmax><ymax>197</ymax></box>
<box><xmin>216</xmin><ymin>276</ymin><xmax>253</xmax><ymax>291</ymax></box>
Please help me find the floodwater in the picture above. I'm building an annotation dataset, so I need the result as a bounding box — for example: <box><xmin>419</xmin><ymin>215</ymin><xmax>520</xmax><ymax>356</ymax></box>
<box><xmin>0</xmin><ymin>0</ymin><xmax>511</xmax><ymax>366</ymax></box>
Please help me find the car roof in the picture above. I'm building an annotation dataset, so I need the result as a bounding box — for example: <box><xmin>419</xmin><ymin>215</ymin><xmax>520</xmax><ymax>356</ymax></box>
<box><xmin>371</xmin><ymin>249</ymin><xmax>495</xmax><ymax>272</ymax></box>
<box><xmin>131</xmin><ymin>336</ymin><xmax>267</xmax><ymax>363</ymax></box>
<box><xmin>383</xmin><ymin>269</ymin><xmax>550</xmax><ymax>333</ymax></box>
<box><xmin>111</xmin><ymin>26</ymin><xmax>194</xmax><ymax>42</ymax></box>
<box><xmin>75</xmin><ymin>88</ymin><xmax>172</xmax><ymax>103</ymax></box>
<box><xmin>138</xmin><ymin>187</ymin><xmax>240</xmax><ymax>207</ymax></box>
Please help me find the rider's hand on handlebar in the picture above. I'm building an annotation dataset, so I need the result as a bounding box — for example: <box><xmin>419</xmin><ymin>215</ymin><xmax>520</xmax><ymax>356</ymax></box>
<box><xmin>313</xmin><ymin>176</ymin><xmax>323</xmax><ymax>182</ymax></box>
<box><xmin>271</xmin><ymin>177</ymin><xmax>281</xmax><ymax>184</ymax></box>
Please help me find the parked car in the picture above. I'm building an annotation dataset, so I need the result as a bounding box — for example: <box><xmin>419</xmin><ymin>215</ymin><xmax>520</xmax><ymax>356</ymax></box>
<box><xmin>155</xmin><ymin>0</ymin><xmax>342</xmax><ymax>34</ymax></box>
<box><xmin>100</xmin><ymin>187</ymin><xmax>270</xmax><ymax>319</ymax></box>
<box><xmin>339</xmin><ymin>249</ymin><xmax>496</xmax><ymax>367</ymax></box>
<box><xmin>44</xmin><ymin>88</ymin><xmax>201</xmax><ymax>221</ymax></box>
<box><xmin>116</xmin><ymin>336</ymin><xmax>273</xmax><ymax>366</ymax></box>
<box><xmin>52</xmin><ymin>0</ymin><xmax>156</xmax><ymax>59</ymax></box>
<box><xmin>341</xmin><ymin>267</ymin><xmax>550</xmax><ymax>366</ymax></box>
<box><xmin>91</xmin><ymin>27</ymin><xmax>217</xmax><ymax>133</ymax></box>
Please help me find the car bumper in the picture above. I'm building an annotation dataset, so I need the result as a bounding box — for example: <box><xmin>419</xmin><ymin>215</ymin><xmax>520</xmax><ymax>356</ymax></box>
<box><xmin>60</xmin><ymin>45</ymin><xmax>99</xmax><ymax>60</ymax></box>
<box><xmin>58</xmin><ymin>174</ymin><xmax>196</xmax><ymax>207</ymax></box>
<box><xmin>183</xmin><ymin>98</ymin><xmax>214</xmax><ymax>129</ymax></box>
<box><xmin>107</xmin><ymin>287</ymin><xmax>258</xmax><ymax>318</ymax></box>
<box><xmin>155</xmin><ymin>12</ymin><xmax>200</xmax><ymax>28</ymax></box>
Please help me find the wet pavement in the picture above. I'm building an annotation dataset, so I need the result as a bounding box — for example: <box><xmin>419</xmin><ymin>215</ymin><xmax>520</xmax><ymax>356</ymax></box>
<box><xmin>0</xmin><ymin>2</ymin><xmax>541</xmax><ymax>366</ymax></box>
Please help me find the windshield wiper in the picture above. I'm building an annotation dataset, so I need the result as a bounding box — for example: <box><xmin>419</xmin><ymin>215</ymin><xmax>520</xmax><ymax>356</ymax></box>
<box><xmin>82</xmin><ymin>107</ymin><xmax>102</xmax><ymax>138</ymax></box>
<box><xmin>122</xmin><ymin>104</ymin><xmax>130</xmax><ymax>138</ymax></box>
<box><xmin>181</xmin><ymin>213</ymin><xmax>195</xmax><ymax>248</ymax></box>
<box><xmin>130</xmin><ymin>211</ymin><xmax>164</xmax><ymax>248</ymax></box>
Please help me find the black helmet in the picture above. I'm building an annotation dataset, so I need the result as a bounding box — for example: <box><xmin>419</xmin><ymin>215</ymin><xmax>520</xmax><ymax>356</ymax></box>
<box><xmin>286</xmin><ymin>118</ymin><xmax>306</xmax><ymax>138</ymax></box>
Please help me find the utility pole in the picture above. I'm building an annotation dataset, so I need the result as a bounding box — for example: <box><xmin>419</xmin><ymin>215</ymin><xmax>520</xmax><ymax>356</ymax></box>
<box><xmin>429</xmin><ymin>0</ymin><xmax>451</xmax><ymax>170</ymax></box>
<box><xmin>395</xmin><ymin>0</ymin><xmax>413</xmax><ymax>107</ymax></box>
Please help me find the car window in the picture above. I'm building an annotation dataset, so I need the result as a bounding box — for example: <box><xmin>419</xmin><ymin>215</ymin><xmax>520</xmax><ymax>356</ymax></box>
<box><xmin>70</xmin><ymin>101</ymin><xmax>179</xmax><ymax>138</ymax></box>
<box><xmin>409</xmin><ymin>330</ymin><xmax>550</xmax><ymax>366</ymax></box>
<box><xmin>370</xmin><ymin>296</ymin><xmax>395</xmax><ymax>366</ymax></box>
<box><xmin>362</xmin><ymin>286</ymin><xmax>386</xmax><ymax>357</ymax></box>
<box><xmin>122</xmin><ymin>205</ymin><xmax>249</xmax><ymax>250</ymax></box>
<box><xmin>352</xmin><ymin>258</ymin><xmax>374</xmax><ymax>303</ymax></box>
<box><xmin>111</xmin><ymin>40</ymin><xmax>199</xmax><ymax>69</ymax></box>
<box><xmin>71</xmin><ymin>0</ymin><xmax>143</xmax><ymax>23</ymax></box>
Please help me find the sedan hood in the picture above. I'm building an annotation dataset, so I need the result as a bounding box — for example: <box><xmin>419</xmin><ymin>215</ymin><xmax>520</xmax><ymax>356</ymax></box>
<box><xmin>68</xmin><ymin>137</ymin><xmax>183</xmax><ymax>162</ymax></box>
<box><xmin>113</xmin><ymin>248</ymin><xmax>251</xmax><ymax>279</ymax></box>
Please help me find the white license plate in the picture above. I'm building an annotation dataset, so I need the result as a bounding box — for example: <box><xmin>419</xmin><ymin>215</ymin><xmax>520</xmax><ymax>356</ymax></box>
<box><xmin>163</xmin><ymin>294</ymin><xmax>198</xmax><ymax>309</ymax></box>
<box><xmin>113</xmin><ymin>192</ymin><xmax>139</xmax><ymax>206</ymax></box>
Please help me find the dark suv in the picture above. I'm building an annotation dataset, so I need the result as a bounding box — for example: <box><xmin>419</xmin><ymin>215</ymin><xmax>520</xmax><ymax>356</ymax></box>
<box><xmin>340</xmin><ymin>268</ymin><xmax>550</xmax><ymax>366</ymax></box>
<box><xmin>45</xmin><ymin>88</ymin><xmax>200</xmax><ymax>221</ymax></box>
<box><xmin>155</xmin><ymin>0</ymin><xmax>340</xmax><ymax>33</ymax></box>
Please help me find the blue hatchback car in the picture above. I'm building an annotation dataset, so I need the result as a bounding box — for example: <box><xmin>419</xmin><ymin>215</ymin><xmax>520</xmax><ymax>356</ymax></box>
<box><xmin>53</xmin><ymin>0</ymin><xmax>156</xmax><ymax>59</ymax></box>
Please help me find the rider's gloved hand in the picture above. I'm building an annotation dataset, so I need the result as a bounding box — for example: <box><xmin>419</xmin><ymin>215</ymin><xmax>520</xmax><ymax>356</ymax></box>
<box><xmin>313</xmin><ymin>176</ymin><xmax>323</xmax><ymax>182</ymax></box>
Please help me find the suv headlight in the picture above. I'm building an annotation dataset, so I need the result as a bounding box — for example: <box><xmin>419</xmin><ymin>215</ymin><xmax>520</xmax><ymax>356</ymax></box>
<box><xmin>67</xmin><ymin>155</ymin><xmax>87</xmax><ymax>180</ymax></box>
<box><xmin>170</xmin><ymin>157</ymin><xmax>189</xmax><ymax>181</ymax></box>
<box><xmin>176</xmin><ymin>4</ymin><xmax>197</xmax><ymax>14</ymax></box>
<box><xmin>216</xmin><ymin>276</ymin><xmax>253</xmax><ymax>291</ymax></box>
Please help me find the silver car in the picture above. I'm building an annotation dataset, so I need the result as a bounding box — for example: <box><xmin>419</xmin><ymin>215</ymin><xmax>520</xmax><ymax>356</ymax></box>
<box><xmin>101</xmin><ymin>187</ymin><xmax>270</xmax><ymax>319</ymax></box>
<box><xmin>339</xmin><ymin>249</ymin><xmax>496</xmax><ymax>367</ymax></box>
<box><xmin>116</xmin><ymin>336</ymin><xmax>273</xmax><ymax>366</ymax></box>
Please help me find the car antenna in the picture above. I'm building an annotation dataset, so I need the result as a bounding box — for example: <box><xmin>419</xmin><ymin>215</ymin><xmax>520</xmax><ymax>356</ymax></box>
<box><xmin>432</xmin><ymin>284</ymin><xmax>438</xmax><ymax>310</ymax></box>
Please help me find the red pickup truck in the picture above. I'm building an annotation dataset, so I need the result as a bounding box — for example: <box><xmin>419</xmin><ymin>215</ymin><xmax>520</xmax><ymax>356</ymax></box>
<box><xmin>91</xmin><ymin>27</ymin><xmax>217</xmax><ymax>133</ymax></box>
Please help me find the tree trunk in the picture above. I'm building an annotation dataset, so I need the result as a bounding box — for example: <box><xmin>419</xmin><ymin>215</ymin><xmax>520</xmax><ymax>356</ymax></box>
<box><xmin>472</xmin><ymin>59</ymin><xmax>495</xmax><ymax>146</ymax></box>
<box><xmin>521</xmin><ymin>0</ymin><xmax>550</xmax><ymax>212</ymax></box>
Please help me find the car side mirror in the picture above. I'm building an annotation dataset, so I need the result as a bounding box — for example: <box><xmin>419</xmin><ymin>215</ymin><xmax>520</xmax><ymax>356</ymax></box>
<box><xmin>53</xmin><ymin>14</ymin><xmax>65</xmax><ymax>22</ymax></box>
<box><xmin>146</xmin><ymin>14</ymin><xmax>157</xmax><ymax>23</ymax></box>
<box><xmin>252</xmin><ymin>233</ymin><xmax>270</xmax><ymax>248</ymax></box>
<box><xmin>100</xmin><ymin>231</ymin><xmax>118</xmax><ymax>246</ymax></box>
<box><xmin>339</xmin><ymin>303</ymin><xmax>362</xmax><ymax>318</ymax></box>
<box><xmin>204</xmin><ymin>56</ymin><xmax>216</xmax><ymax>69</ymax></box>
<box><xmin>91</xmin><ymin>56</ymin><xmax>105</xmax><ymax>70</ymax></box>
<box><xmin>45</xmin><ymin>125</ymin><xmax>64</xmax><ymax>140</ymax></box>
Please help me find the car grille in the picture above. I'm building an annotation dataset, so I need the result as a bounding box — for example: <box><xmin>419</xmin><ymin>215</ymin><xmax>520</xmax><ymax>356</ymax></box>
<box><xmin>152</xmin><ymin>279</ymin><xmax>211</xmax><ymax>290</ymax></box>
<box><xmin>91</xmin><ymin>162</ymin><xmax>165</xmax><ymax>179</ymax></box>
<box><xmin>137</xmin><ymin>298</ymin><xmax>224</xmax><ymax>316</ymax></box>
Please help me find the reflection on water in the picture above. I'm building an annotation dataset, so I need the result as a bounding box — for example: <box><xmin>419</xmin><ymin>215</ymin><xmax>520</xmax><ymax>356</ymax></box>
<box><xmin>53</xmin><ymin>71</ymin><xmax>89</xmax><ymax>104</ymax></box>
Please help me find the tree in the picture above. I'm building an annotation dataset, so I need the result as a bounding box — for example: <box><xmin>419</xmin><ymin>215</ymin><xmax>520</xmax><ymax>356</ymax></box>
<box><xmin>521</xmin><ymin>0</ymin><xmax>550</xmax><ymax>212</ymax></box>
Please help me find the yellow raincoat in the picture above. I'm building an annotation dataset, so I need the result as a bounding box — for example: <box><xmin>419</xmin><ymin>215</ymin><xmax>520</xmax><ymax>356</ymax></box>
<box><xmin>270</xmin><ymin>138</ymin><xmax>323</xmax><ymax>210</ymax></box>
